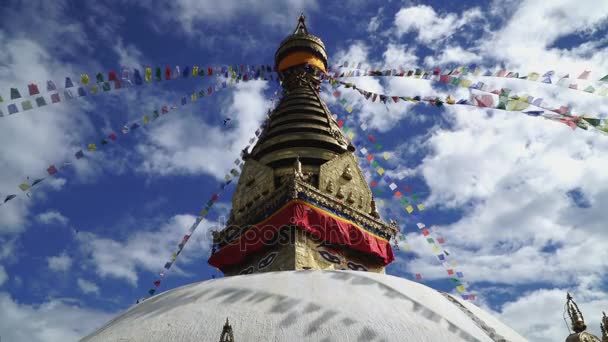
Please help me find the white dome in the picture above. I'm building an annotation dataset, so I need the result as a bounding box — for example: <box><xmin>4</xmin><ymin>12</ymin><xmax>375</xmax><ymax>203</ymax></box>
<box><xmin>81</xmin><ymin>271</ymin><xmax>527</xmax><ymax>342</ymax></box>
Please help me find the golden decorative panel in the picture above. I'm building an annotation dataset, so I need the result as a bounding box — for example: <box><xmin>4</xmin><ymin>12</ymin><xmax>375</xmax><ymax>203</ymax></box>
<box><xmin>319</xmin><ymin>152</ymin><xmax>373</xmax><ymax>214</ymax></box>
<box><xmin>231</xmin><ymin>159</ymin><xmax>275</xmax><ymax>222</ymax></box>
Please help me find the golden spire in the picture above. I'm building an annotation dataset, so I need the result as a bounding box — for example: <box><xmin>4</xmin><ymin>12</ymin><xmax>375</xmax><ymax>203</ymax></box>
<box><xmin>601</xmin><ymin>311</ymin><xmax>608</xmax><ymax>342</ymax></box>
<box><xmin>293</xmin><ymin>13</ymin><xmax>308</xmax><ymax>35</ymax></box>
<box><xmin>218</xmin><ymin>317</ymin><xmax>235</xmax><ymax>342</ymax></box>
<box><xmin>567</xmin><ymin>293</ymin><xmax>587</xmax><ymax>333</ymax></box>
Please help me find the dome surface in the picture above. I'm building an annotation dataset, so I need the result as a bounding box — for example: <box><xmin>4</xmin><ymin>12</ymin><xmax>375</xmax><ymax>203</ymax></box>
<box><xmin>81</xmin><ymin>271</ymin><xmax>527</xmax><ymax>342</ymax></box>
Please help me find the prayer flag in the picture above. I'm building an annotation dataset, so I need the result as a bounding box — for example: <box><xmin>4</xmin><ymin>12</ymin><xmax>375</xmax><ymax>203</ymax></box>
<box><xmin>415</xmin><ymin>273</ymin><xmax>422</xmax><ymax>280</ymax></box>
<box><xmin>153</xmin><ymin>280</ymin><xmax>161</xmax><ymax>287</ymax></box>
<box><xmin>422</xmin><ymin>229</ymin><xmax>429</xmax><ymax>236</ymax></box>
<box><xmin>88</xmin><ymin>143</ymin><xmax>97</xmax><ymax>152</ymax></box>
<box><xmin>389</xmin><ymin>183</ymin><xmax>397</xmax><ymax>191</ymax></box>
<box><xmin>406</xmin><ymin>205</ymin><xmax>414</xmax><ymax>214</ymax></box>
<box><xmin>47</xmin><ymin>165</ymin><xmax>58</xmax><ymax>175</ymax></box>
<box><xmin>447</xmin><ymin>269</ymin><xmax>455</xmax><ymax>275</ymax></box>
<box><xmin>10</xmin><ymin>88</ymin><xmax>21</xmax><ymax>100</ymax></box>
<box><xmin>65</xmin><ymin>77</ymin><xmax>74</xmax><ymax>88</ymax></box>
<box><xmin>47</xmin><ymin>80</ymin><xmax>57</xmax><ymax>91</ymax></box>
<box><xmin>383</xmin><ymin>152</ymin><xmax>390</xmax><ymax>160</ymax></box>
<box><xmin>437</xmin><ymin>237</ymin><xmax>445</xmax><ymax>244</ymax></box>
<box><xmin>96</xmin><ymin>72</ymin><xmax>104</xmax><ymax>83</ymax></box>
<box><xmin>427</xmin><ymin>238</ymin><xmax>434</xmax><ymax>243</ymax></box>
<box><xmin>4</xmin><ymin>194</ymin><xmax>17</xmax><ymax>203</ymax></box>
<box><xmin>8</xmin><ymin>104</ymin><xmax>18</xmax><ymax>114</ymax></box>
<box><xmin>109</xmin><ymin>133</ymin><xmax>117</xmax><ymax>141</ymax></box>
<box><xmin>417</xmin><ymin>204</ymin><xmax>425</xmax><ymax>211</ymax></box>
<box><xmin>456</xmin><ymin>285</ymin><xmax>465</xmax><ymax>293</ymax></box>
<box><xmin>77</xmin><ymin>87</ymin><xmax>87</xmax><ymax>97</ymax></box>
<box><xmin>164</xmin><ymin>262</ymin><xmax>172</xmax><ymax>269</ymax></box>
<box><xmin>377</xmin><ymin>167</ymin><xmax>385</xmax><ymax>175</ymax></box>
<box><xmin>394</xmin><ymin>191</ymin><xmax>403</xmax><ymax>199</ymax></box>
<box><xmin>28</xmin><ymin>83</ymin><xmax>40</xmax><ymax>96</ymax></box>
<box><xmin>578</xmin><ymin>70</ymin><xmax>590</xmax><ymax>79</ymax></box>
<box><xmin>143</xmin><ymin>115</ymin><xmax>150</xmax><ymax>124</ymax></box>
<box><xmin>370</xmin><ymin>180</ymin><xmax>377</xmax><ymax>187</ymax></box>
<box><xmin>437</xmin><ymin>254</ymin><xmax>445</xmax><ymax>261</ymax></box>
<box><xmin>19</xmin><ymin>183</ymin><xmax>31</xmax><ymax>191</ymax></box>
<box><xmin>165</xmin><ymin>66</ymin><xmax>171</xmax><ymax>80</ymax></box>
<box><xmin>416</xmin><ymin>223</ymin><xmax>425</xmax><ymax>229</ymax></box>
<box><xmin>148</xmin><ymin>289</ymin><xmax>156</xmax><ymax>295</ymax></box>
<box><xmin>22</xmin><ymin>101</ymin><xmax>33</xmax><ymax>111</ymax></box>
<box><xmin>35</xmin><ymin>97</ymin><xmax>47</xmax><ymax>107</ymax></box>
<box><xmin>75</xmin><ymin>150</ymin><xmax>84</xmax><ymax>159</ymax></box>
<box><xmin>456</xmin><ymin>272</ymin><xmax>464</xmax><ymax>278</ymax></box>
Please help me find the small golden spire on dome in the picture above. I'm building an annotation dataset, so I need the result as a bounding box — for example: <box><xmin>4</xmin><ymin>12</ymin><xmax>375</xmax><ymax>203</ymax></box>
<box><xmin>567</xmin><ymin>293</ymin><xmax>587</xmax><ymax>333</ymax></box>
<box><xmin>294</xmin><ymin>13</ymin><xmax>308</xmax><ymax>35</ymax></box>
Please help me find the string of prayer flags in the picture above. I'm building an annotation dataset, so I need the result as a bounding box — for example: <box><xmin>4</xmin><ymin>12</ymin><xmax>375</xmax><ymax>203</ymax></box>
<box><xmin>1</xmin><ymin>75</ymin><xmax>255</xmax><ymax>209</ymax></box>
<box><xmin>328</xmin><ymin>80</ymin><xmax>476</xmax><ymax>300</ymax></box>
<box><xmin>2</xmin><ymin>63</ymin><xmax>281</xmax><ymax>120</ymax></box>
<box><xmin>327</xmin><ymin>76</ymin><xmax>608</xmax><ymax>136</ymax></box>
<box><xmin>333</xmin><ymin>62</ymin><xmax>608</xmax><ymax>98</ymax></box>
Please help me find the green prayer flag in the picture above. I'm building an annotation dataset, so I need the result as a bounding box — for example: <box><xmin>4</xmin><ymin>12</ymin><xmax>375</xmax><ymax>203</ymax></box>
<box><xmin>375</xmin><ymin>143</ymin><xmax>382</xmax><ymax>150</ymax></box>
<box><xmin>582</xmin><ymin>117</ymin><xmax>601</xmax><ymax>127</ymax></box>
<box><xmin>372</xmin><ymin>160</ymin><xmax>379</xmax><ymax>168</ymax></box>
<box><xmin>400</xmin><ymin>198</ymin><xmax>408</xmax><ymax>205</ymax></box>
<box><xmin>599</xmin><ymin>74</ymin><xmax>608</xmax><ymax>82</ymax></box>
<box><xmin>96</xmin><ymin>73</ymin><xmax>104</xmax><ymax>83</ymax></box>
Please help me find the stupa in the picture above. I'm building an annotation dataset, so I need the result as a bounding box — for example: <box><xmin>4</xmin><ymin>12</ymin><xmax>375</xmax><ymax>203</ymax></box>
<box><xmin>81</xmin><ymin>15</ymin><xmax>531</xmax><ymax>342</ymax></box>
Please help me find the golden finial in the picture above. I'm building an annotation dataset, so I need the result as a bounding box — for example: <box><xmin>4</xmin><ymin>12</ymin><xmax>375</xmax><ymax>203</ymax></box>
<box><xmin>567</xmin><ymin>293</ymin><xmax>587</xmax><ymax>333</ymax></box>
<box><xmin>601</xmin><ymin>311</ymin><xmax>608</xmax><ymax>342</ymax></box>
<box><xmin>294</xmin><ymin>13</ymin><xmax>308</xmax><ymax>35</ymax></box>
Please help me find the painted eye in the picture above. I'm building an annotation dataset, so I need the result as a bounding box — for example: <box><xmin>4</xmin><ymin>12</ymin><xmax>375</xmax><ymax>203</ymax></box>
<box><xmin>258</xmin><ymin>252</ymin><xmax>278</xmax><ymax>270</ymax></box>
<box><xmin>318</xmin><ymin>250</ymin><xmax>341</xmax><ymax>264</ymax></box>
<box><xmin>239</xmin><ymin>266</ymin><xmax>254</xmax><ymax>275</ymax></box>
<box><xmin>347</xmin><ymin>262</ymin><xmax>368</xmax><ymax>271</ymax></box>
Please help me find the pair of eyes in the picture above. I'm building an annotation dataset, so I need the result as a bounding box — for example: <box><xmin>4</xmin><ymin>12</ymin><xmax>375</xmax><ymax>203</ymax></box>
<box><xmin>239</xmin><ymin>252</ymin><xmax>278</xmax><ymax>275</ymax></box>
<box><xmin>318</xmin><ymin>250</ymin><xmax>367</xmax><ymax>271</ymax></box>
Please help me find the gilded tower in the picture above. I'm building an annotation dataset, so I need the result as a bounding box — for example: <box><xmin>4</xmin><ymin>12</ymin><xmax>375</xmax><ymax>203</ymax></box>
<box><xmin>208</xmin><ymin>15</ymin><xmax>398</xmax><ymax>275</ymax></box>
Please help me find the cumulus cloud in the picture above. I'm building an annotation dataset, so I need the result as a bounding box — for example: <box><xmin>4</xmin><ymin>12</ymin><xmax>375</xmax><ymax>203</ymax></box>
<box><xmin>0</xmin><ymin>292</ymin><xmax>113</xmax><ymax>342</ymax></box>
<box><xmin>78</xmin><ymin>214</ymin><xmax>218</xmax><ymax>285</ymax></box>
<box><xmin>77</xmin><ymin>278</ymin><xmax>100</xmax><ymax>295</ymax></box>
<box><xmin>36</xmin><ymin>211</ymin><xmax>69</xmax><ymax>226</ymax></box>
<box><xmin>47</xmin><ymin>253</ymin><xmax>72</xmax><ymax>272</ymax></box>
<box><xmin>394</xmin><ymin>5</ymin><xmax>483</xmax><ymax>43</ymax></box>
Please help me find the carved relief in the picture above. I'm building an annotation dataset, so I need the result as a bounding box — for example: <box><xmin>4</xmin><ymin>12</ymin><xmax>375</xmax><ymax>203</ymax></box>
<box><xmin>319</xmin><ymin>152</ymin><xmax>373</xmax><ymax>214</ymax></box>
<box><xmin>231</xmin><ymin>159</ymin><xmax>275</xmax><ymax>222</ymax></box>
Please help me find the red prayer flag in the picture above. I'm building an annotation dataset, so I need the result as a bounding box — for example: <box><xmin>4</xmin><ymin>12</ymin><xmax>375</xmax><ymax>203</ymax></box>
<box><xmin>165</xmin><ymin>66</ymin><xmax>171</xmax><ymax>80</ymax></box>
<box><xmin>46</xmin><ymin>165</ymin><xmax>57</xmax><ymax>175</ymax></box>
<box><xmin>366</xmin><ymin>154</ymin><xmax>373</xmax><ymax>161</ymax></box>
<box><xmin>439</xmin><ymin>75</ymin><xmax>450</xmax><ymax>83</ymax></box>
<box><xmin>28</xmin><ymin>83</ymin><xmax>40</xmax><ymax>96</ymax></box>
<box><xmin>394</xmin><ymin>191</ymin><xmax>402</xmax><ymax>199</ymax></box>
<box><xmin>437</xmin><ymin>237</ymin><xmax>445</xmax><ymax>244</ymax></box>
<box><xmin>421</xmin><ymin>229</ymin><xmax>429</xmax><ymax>236</ymax></box>
<box><xmin>211</xmin><ymin>193</ymin><xmax>220</xmax><ymax>202</ymax></box>
<box><xmin>447</xmin><ymin>269</ymin><xmax>454</xmax><ymax>275</ymax></box>
<box><xmin>415</xmin><ymin>273</ymin><xmax>422</xmax><ymax>280</ymax></box>
<box><xmin>333</xmin><ymin>90</ymin><xmax>340</xmax><ymax>98</ymax></box>
<box><xmin>468</xmin><ymin>294</ymin><xmax>476</xmax><ymax>300</ymax></box>
<box><xmin>208</xmin><ymin>67</ymin><xmax>213</xmax><ymax>76</ymax></box>
<box><xmin>108</xmin><ymin>71</ymin><xmax>118</xmax><ymax>81</ymax></box>
<box><xmin>183</xmin><ymin>235</ymin><xmax>190</xmax><ymax>242</ymax></box>
<box><xmin>404</xmin><ymin>185</ymin><xmax>412</xmax><ymax>193</ymax></box>
<box><xmin>370</xmin><ymin>180</ymin><xmax>377</xmax><ymax>187</ymax></box>
<box><xmin>153</xmin><ymin>280</ymin><xmax>161</xmax><ymax>287</ymax></box>
<box><xmin>368</xmin><ymin>135</ymin><xmax>375</xmax><ymax>142</ymax></box>
<box><xmin>108</xmin><ymin>133</ymin><xmax>117</xmax><ymax>141</ymax></box>
<box><xmin>337</xmin><ymin>120</ymin><xmax>344</xmax><ymax>127</ymax></box>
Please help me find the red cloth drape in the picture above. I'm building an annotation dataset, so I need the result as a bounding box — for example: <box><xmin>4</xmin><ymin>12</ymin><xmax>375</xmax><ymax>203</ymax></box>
<box><xmin>208</xmin><ymin>200</ymin><xmax>394</xmax><ymax>269</ymax></box>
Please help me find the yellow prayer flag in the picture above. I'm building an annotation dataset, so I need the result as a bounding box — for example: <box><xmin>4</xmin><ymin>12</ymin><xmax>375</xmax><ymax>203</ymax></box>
<box><xmin>450</xmin><ymin>261</ymin><xmax>458</xmax><ymax>267</ymax></box>
<box><xmin>145</xmin><ymin>67</ymin><xmax>152</xmax><ymax>82</ymax></box>
<box><xmin>383</xmin><ymin>152</ymin><xmax>390</xmax><ymax>160</ymax></box>
<box><xmin>417</xmin><ymin>203</ymin><xmax>425</xmax><ymax>211</ymax></box>
<box><xmin>143</xmin><ymin>115</ymin><xmax>150</xmax><ymax>124</ymax></box>
<box><xmin>456</xmin><ymin>285</ymin><xmax>466</xmax><ymax>293</ymax></box>
<box><xmin>171</xmin><ymin>253</ymin><xmax>177</xmax><ymax>261</ymax></box>
<box><xmin>446</xmin><ymin>95</ymin><xmax>455</xmax><ymax>105</ymax></box>
<box><xmin>528</xmin><ymin>72</ymin><xmax>540</xmax><ymax>81</ymax></box>
<box><xmin>346</xmin><ymin>106</ymin><xmax>353</xmax><ymax>113</ymax></box>
<box><xmin>597</xmin><ymin>87</ymin><xmax>608</xmax><ymax>96</ymax></box>
<box><xmin>406</xmin><ymin>205</ymin><xmax>414</xmax><ymax>214</ymax></box>
<box><xmin>458</xmin><ymin>79</ymin><xmax>472</xmax><ymax>88</ymax></box>
<box><xmin>347</xmin><ymin>131</ymin><xmax>354</xmax><ymax>139</ymax></box>
<box><xmin>88</xmin><ymin>143</ymin><xmax>97</xmax><ymax>152</ymax></box>
<box><xmin>379</xmin><ymin>200</ymin><xmax>385</xmax><ymax>206</ymax></box>
<box><xmin>377</xmin><ymin>167</ymin><xmax>385</xmax><ymax>176</ymax></box>
<box><xmin>19</xmin><ymin>183</ymin><xmax>31</xmax><ymax>191</ymax></box>
<box><xmin>201</xmin><ymin>208</ymin><xmax>209</xmax><ymax>216</ymax></box>
<box><xmin>432</xmin><ymin>246</ymin><xmax>440</xmax><ymax>253</ymax></box>
<box><xmin>402</xmin><ymin>243</ymin><xmax>410</xmax><ymax>251</ymax></box>
<box><xmin>506</xmin><ymin>100</ymin><xmax>528</xmax><ymax>111</ymax></box>
<box><xmin>191</xmin><ymin>93</ymin><xmax>197</xmax><ymax>102</ymax></box>
<box><xmin>192</xmin><ymin>66</ymin><xmax>199</xmax><ymax>76</ymax></box>
<box><xmin>81</xmin><ymin>74</ymin><xmax>90</xmax><ymax>85</ymax></box>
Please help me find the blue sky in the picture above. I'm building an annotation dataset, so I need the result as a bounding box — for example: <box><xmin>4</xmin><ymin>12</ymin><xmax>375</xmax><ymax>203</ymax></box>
<box><xmin>1</xmin><ymin>1</ymin><xmax>608</xmax><ymax>341</ymax></box>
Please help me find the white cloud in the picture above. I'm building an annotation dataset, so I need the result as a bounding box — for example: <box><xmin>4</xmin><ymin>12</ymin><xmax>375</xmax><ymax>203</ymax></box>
<box><xmin>0</xmin><ymin>292</ymin><xmax>113</xmax><ymax>342</ymax></box>
<box><xmin>77</xmin><ymin>278</ymin><xmax>100</xmax><ymax>295</ymax></box>
<box><xmin>47</xmin><ymin>253</ymin><xmax>72</xmax><ymax>272</ymax></box>
<box><xmin>394</xmin><ymin>5</ymin><xmax>483</xmax><ymax>43</ymax></box>
<box><xmin>135</xmin><ymin>80</ymin><xmax>270</xmax><ymax>180</ymax></box>
<box><xmin>36</xmin><ymin>210</ymin><xmax>69</xmax><ymax>226</ymax></box>
<box><xmin>0</xmin><ymin>265</ymin><xmax>7</xmax><ymax>286</ymax></box>
<box><xmin>382</xmin><ymin>43</ymin><xmax>418</xmax><ymax>68</ymax></box>
<box><xmin>78</xmin><ymin>214</ymin><xmax>218</xmax><ymax>285</ymax></box>
<box><xmin>423</xmin><ymin>45</ymin><xmax>481</xmax><ymax>66</ymax></box>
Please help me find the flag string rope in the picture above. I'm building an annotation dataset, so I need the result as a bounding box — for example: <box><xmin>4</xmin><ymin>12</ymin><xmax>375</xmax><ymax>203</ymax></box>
<box><xmin>325</xmin><ymin>79</ymin><xmax>476</xmax><ymax>300</ymax></box>
<box><xmin>140</xmin><ymin>90</ymin><xmax>282</xmax><ymax>302</ymax></box>
<box><xmin>330</xmin><ymin>62</ymin><xmax>608</xmax><ymax>98</ymax></box>
<box><xmin>325</xmin><ymin>75</ymin><xmax>608</xmax><ymax>135</ymax></box>
<box><xmin>1</xmin><ymin>64</ymin><xmax>280</xmax><ymax>119</ymax></box>
<box><xmin>0</xmin><ymin>74</ymin><xmax>275</xmax><ymax>208</ymax></box>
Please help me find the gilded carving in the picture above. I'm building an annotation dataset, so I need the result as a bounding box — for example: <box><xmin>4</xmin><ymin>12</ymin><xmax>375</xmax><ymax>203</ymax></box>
<box><xmin>319</xmin><ymin>152</ymin><xmax>373</xmax><ymax>214</ymax></box>
<box><xmin>231</xmin><ymin>159</ymin><xmax>275</xmax><ymax>223</ymax></box>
